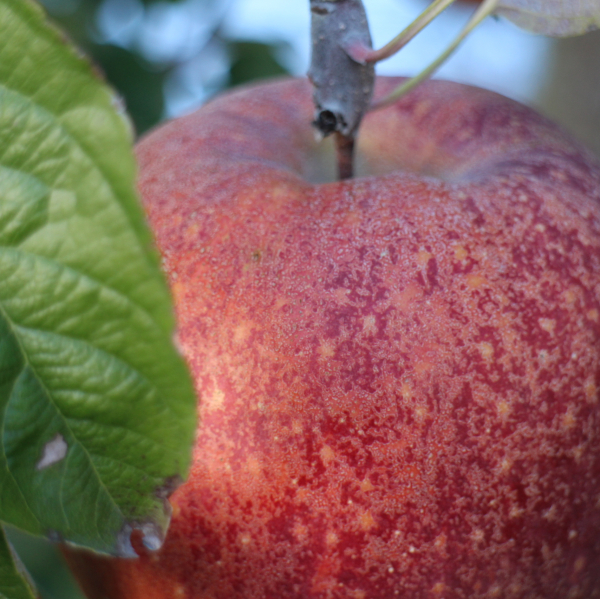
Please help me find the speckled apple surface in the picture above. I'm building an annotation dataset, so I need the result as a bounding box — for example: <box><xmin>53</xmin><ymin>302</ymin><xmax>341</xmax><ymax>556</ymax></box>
<box><xmin>64</xmin><ymin>78</ymin><xmax>600</xmax><ymax>598</ymax></box>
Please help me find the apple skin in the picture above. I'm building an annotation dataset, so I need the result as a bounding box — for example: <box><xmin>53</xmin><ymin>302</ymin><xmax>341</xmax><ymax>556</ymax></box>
<box><xmin>64</xmin><ymin>77</ymin><xmax>600</xmax><ymax>598</ymax></box>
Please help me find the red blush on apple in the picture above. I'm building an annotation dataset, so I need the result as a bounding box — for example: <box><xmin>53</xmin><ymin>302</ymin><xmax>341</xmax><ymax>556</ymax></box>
<box><xmin>63</xmin><ymin>77</ymin><xmax>600</xmax><ymax>599</ymax></box>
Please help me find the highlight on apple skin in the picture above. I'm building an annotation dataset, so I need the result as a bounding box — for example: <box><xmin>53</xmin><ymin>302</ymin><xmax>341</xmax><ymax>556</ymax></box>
<box><xmin>64</xmin><ymin>77</ymin><xmax>600</xmax><ymax>599</ymax></box>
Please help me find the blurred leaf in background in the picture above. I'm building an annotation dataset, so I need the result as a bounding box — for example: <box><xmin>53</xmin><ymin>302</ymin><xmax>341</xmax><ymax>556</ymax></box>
<box><xmin>39</xmin><ymin>0</ymin><xmax>292</xmax><ymax>135</ymax></box>
<box><xmin>90</xmin><ymin>43</ymin><xmax>165</xmax><ymax>134</ymax></box>
<box><xmin>6</xmin><ymin>528</ymin><xmax>83</xmax><ymax>599</ymax></box>
<box><xmin>228</xmin><ymin>40</ymin><xmax>291</xmax><ymax>87</ymax></box>
<box><xmin>538</xmin><ymin>29</ymin><xmax>600</xmax><ymax>157</ymax></box>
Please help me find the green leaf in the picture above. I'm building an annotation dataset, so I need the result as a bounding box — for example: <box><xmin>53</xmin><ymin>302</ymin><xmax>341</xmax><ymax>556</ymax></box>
<box><xmin>0</xmin><ymin>0</ymin><xmax>196</xmax><ymax>556</ymax></box>
<box><xmin>497</xmin><ymin>0</ymin><xmax>600</xmax><ymax>36</ymax></box>
<box><xmin>0</xmin><ymin>525</ymin><xmax>36</xmax><ymax>599</ymax></box>
<box><xmin>228</xmin><ymin>41</ymin><xmax>290</xmax><ymax>87</ymax></box>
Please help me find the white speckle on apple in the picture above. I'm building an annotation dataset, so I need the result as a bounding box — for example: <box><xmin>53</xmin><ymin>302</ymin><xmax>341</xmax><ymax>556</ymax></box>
<box><xmin>539</xmin><ymin>318</ymin><xmax>556</xmax><ymax>334</ymax></box>
<box><xmin>510</xmin><ymin>506</ymin><xmax>524</xmax><ymax>519</ymax></box>
<box><xmin>497</xmin><ymin>401</ymin><xmax>511</xmax><ymax>418</ymax></box>
<box><xmin>543</xmin><ymin>505</ymin><xmax>558</xmax><ymax>521</ymax></box>
<box><xmin>574</xmin><ymin>556</ymin><xmax>586</xmax><ymax>573</ymax></box>
<box><xmin>479</xmin><ymin>342</ymin><xmax>494</xmax><ymax>360</ymax></box>
<box><xmin>36</xmin><ymin>433</ymin><xmax>68</xmax><ymax>470</ymax></box>
<box><xmin>362</xmin><ymin>314</ymin><xmax>377</xmax><ymax>335</ymax></box>
<box><xmin>585</xmin><ymin>378</ymin><xmax>598</xmax><ymax>403</ymax></box>
<box><xmin>562</xmin><ymin>410</ymin><xmax>577</xmax><ymax>430</ymax></box>
<box><xmin>569</xmin><ymin>530</ymin><xmax>578</xmax><ymax>541</ymax></box>
<box><xmin>206</xmin><ymin>387</ymin><xmax>225</xmax><ymax>411</ymax></box>
<box><xmin>471</xmin><ymin>529</ymin><xmax>485</xmax><ymax>543</ymax></box>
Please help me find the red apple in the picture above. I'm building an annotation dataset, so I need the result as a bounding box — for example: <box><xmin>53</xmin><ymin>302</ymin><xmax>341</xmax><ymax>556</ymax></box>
<box><xmin>64</xmin><ymin>77</ymin><xmax>600</xmax><ymax>598</ymax></box>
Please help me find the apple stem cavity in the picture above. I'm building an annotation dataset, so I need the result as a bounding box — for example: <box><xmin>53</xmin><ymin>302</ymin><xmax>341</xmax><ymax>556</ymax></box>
<box><xmin>308</xmin><ymin>0</ymin><xmax>375</xmax><ymax>180</ymax></box>
<box><xmin>334</xmin><ymin>131</ymin><xmax>355</xmax><ymax>180</ymax></box>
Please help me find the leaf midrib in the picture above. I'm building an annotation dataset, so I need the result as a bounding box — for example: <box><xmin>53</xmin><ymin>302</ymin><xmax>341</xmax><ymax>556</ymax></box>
<box><xmin>0</xmin><ymin>302</ymin><xmax>127</xmax><ymax>541</ymax></box>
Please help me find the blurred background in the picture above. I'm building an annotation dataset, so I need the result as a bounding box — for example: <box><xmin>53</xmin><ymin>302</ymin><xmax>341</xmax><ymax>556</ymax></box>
<box><xmin>33</xmin><ymin>0</ymin><xmax>600</xmax><ymax>151</ymax></box>
<box><xmin>7</xmin><ymin>1</ymin><xmax>600</xmax><ymax>598</ymax></box>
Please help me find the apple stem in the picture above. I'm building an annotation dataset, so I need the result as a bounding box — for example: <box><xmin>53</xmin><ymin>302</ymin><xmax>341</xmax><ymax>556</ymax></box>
<box><xmin>308</xmin><ymin>0</ymin><xmax>375</xmax><ymax>180</ymax></box>
<box><xmin>335</xmin><ymin>132</ymin><xmax>355</xmax><ymax>180</ymax></box>
<box><xmin>307</xmin><ymin>0</ymin><xmax>498</xmax><ymax>179</ymax></box>
<box><xmin>371</xmin><ymin>0</ymin><xmax>500</xmax><ymax>110</ymax></box>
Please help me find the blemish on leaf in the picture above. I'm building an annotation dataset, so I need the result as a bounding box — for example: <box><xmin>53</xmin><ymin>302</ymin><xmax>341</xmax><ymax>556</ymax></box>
<box><xmin>116</xmin><ymin>520</ymin><xmax>168</xmax><ymax>557</ymax></box>
<box><xmin>36</xmin><ymin>433</ymin><xmax>68</xmax><ymax>470</ymax></box>
<box><xmin>155</xmin><ymin>475</ymin><xmax>183</xmax><ymax>500</ymax></box>
<box><xmin>140</xmin><ymin>522</ymin><xmax>164</xmax><ymax>551</ymax></box>
<box><xmin>116</xmin><ymin>524</ymin><xmax>137</xmax><ymax>558</ymax></box>
<box><xmin>47</xmin><ymin>530</ymin><xmax>63</xmax><ymax>543</ymax></box>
